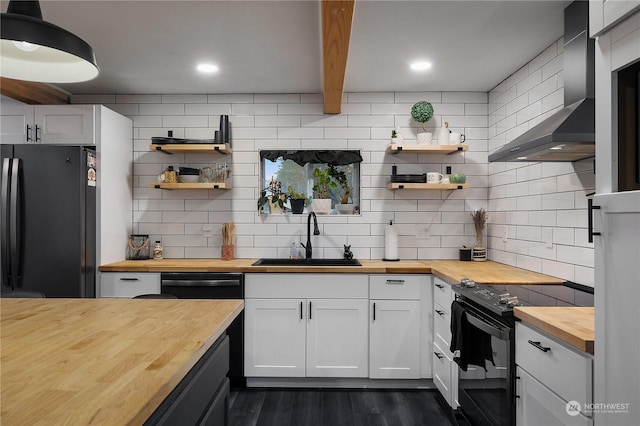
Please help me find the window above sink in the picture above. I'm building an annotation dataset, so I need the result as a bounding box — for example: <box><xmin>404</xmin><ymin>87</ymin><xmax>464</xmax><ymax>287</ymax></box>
<box><xmin>258</xmin><ymin>150</ymin><xmax>362</xmax><ymax>216</ymax></box>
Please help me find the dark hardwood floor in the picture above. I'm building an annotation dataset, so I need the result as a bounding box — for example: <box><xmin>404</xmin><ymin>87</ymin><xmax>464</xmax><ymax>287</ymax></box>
<box><xmin>229</xmin><ymin>389</ymin><xmax>455</xmax><ymax>426</ymax></box>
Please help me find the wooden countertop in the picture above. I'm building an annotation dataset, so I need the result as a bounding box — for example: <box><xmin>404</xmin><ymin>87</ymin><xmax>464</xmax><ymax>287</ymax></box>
<box><xmin>99</xmin><ymin>259</ymin><xmax>566</xmax><ymax>285</ymax></box>
<box><xmin>0</xmin><ymin>298</ymin><xmax>243</xmax><ymax>426</ymax></box>
<box><xmin>514</xmin><ymin>306</ymin><xmax>595</xmax><ymax>355</ymax></box>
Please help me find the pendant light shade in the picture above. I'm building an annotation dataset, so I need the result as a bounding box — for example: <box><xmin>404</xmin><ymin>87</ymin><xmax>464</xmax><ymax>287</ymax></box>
<box><xmin>0</xmin><ymin>0</ymin><xmax>99</xmax><ymax>83</ymax></box>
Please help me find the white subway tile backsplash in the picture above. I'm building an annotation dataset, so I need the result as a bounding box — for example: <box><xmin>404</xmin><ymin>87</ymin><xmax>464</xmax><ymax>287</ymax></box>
<box><xmin>140</xmin><ymin>104</ymin><xmax>185</xmax><ymax>115</ymax></box>
<box><xmin>92</xmin><ymin>43</ymin><xmax>591</xmax><ymax>284</ymax></box>
<box><xmin>162</xmin><ymin>95</ymin><xmax>206</xmax><ymax>104</ymax></box>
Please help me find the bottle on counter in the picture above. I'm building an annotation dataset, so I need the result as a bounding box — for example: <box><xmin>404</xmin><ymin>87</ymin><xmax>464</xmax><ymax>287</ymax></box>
<box><xmin>289</xmin><ymin>240</ymin><xmax>299</xmax><ymax>259</ymax></box>
<box><xmin>153</xmin><ymin>241</ymin><xmax>163</xmax><ymax>259</ymax></box>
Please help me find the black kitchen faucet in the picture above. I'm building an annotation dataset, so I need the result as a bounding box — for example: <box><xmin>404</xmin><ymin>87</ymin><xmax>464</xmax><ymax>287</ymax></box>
<box><xmin>301</xmin><ymin>212</ymin><xmax>320</xmax><ymax>259</ymax></box>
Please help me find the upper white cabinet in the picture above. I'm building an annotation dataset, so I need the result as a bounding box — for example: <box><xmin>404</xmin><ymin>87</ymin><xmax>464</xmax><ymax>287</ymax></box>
<box><xmin>1</xmin><ymin>104</ymin><xmax>95</xmax><ymax>145</ymax></box>
<box><xmin>590</xmin><ymin>0</ymin><xmax>640</xmax><ymax>37</ymax></box>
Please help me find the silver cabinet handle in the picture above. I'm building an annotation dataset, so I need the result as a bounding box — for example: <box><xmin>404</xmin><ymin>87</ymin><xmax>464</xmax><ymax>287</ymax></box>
<box><xmin>119</xmin><ymin>277</ymin><xmax>139</xmax><ymax>281</ymax></box>
<box><xmin>435</xmin><ymin>309</ymin><xmax>445</xmax><ymax>316</ymax></box>
<box><xmin>386</xmin><ymin>279</ymin><xmax>405</xmax><ymax>285</ymax></box>
<box><xmin>435</xmin><ymin>283</ymin><xmax>444</xmax><ymax>289</ymax></box>
<box><xmin>434</xmin><ymin>351</ymin><xmax>444</xmax><ymax>360</ymax></box>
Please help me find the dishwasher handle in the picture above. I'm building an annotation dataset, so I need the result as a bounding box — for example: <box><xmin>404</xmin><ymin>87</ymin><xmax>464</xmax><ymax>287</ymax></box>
<box><xmin>161</xmin><ymin>279</ymin><xmax>240</xmax><ymax>287</ymax></box>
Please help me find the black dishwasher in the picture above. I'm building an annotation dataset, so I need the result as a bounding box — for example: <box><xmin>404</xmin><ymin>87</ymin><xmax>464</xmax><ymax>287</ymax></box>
<box><xmin>161</xmin><ymin>272</ymin><xmax>244</xmax><ymax>388</ymax></box>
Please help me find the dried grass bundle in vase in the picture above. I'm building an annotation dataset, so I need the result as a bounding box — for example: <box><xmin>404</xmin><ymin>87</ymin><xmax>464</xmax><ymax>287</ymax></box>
<box><xmin>471</xmin><ymin>208</ymin><xmax>489</xmax><ymax>248</ymax></box>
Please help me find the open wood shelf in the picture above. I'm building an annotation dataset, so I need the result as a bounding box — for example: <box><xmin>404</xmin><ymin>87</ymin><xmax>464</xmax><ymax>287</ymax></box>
<box><xmin>149</xmin><ymin>182</ymin><xmax>232</xmax><ymax>190</ymax></box>
<box><xmin>149</xmin><ymin>143</ymin><xmax>232</xmax><ymax>154</ymax></box>
<box><xmin>386</xmin><ymin>143</ymin><xmax>468</xmax><ymax>154</ymax></box>
<box><xmin>387</xmin><ymin>183</ymin><xmax>469</xmax><ymax>190</ymax></box>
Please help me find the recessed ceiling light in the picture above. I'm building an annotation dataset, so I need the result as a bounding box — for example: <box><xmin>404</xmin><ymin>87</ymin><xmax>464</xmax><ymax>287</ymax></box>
<box><xmin>517</xmin><ymin>156</ymin><xmax>528</xmax><ymax>160</ymax></box>
<box><xmin>410</xmin><ymin>61</ymin><xmax>432</xmax><ymax>71</ymax></box>
<box><xmin>196</xmin><ymin>63</ymin><xmax>219</xmax><ymax>73</ymax></box>
<box><xmin>550</xmin><ymin>144</ymin><xmax>566</xmax><ymax>150</ymax></box>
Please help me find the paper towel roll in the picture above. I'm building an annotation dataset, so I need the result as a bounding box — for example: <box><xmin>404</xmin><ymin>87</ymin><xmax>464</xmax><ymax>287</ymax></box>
<box><xmin>384</xmin><ymin>221</ymin><xmax>399</xmax><ymax>261</ymax></box>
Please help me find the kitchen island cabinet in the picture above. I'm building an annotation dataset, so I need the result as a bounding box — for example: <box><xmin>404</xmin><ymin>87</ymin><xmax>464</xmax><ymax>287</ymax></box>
<box><xmin>0</xmin><ymin>298</ymin><xmax>243</xmax><ymax>425</ymax></box>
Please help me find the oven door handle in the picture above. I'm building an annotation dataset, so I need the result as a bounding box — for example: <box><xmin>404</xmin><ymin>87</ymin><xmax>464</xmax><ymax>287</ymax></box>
<box><xmin>161</xmin><ymin>279</ymin><xmax>240</xmax><ymax>287</ymax></box>
<box><xmin>465</xmin><ymin>310</ymin><xmax>511</xmax><ymax>340</ymax></box>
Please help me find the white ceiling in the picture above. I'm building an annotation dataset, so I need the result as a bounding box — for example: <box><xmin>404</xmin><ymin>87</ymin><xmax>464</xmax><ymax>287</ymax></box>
<box><xmin>2</xmin><ymin>0</ymin><xmax>571</xmax><ymax>95</ymax></box>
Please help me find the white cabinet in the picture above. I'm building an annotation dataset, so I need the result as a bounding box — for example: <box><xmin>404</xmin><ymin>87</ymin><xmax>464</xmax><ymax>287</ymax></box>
<box><xmin>0</xmin><ymin>102</ymin><xmax>95</xmax><ymax>145</ymax></box>
<box><xmin>369</xmin><ymin>275</ymin><xmax>423</xmax><ymax>379</ymax></box>
<box><xmin>432</xmin><ymin>276</ymin><xmax>458</xmax><ymax>408</ymax></box>
<box><xmin>244</xmin><ymin>274</ymin><xmax>369</xmax><ymax>378</ymax></box>
<box><xmin>243</xmin><ymin>298</ymin><xmax>306</xmax><ymax>377</ymax></box>
<box><xmin>99</xmin><ymin>272</ymin><xmax>160</xmax><ymax>298</ymax></box>
<box><xmin>516</xmin><ymin>367</ymin><xmax>592</xmax><ymax>426</ymax></box>
<box><xmin>593</xmin><ymin>191</ymin><xmax>640</xmax><ymax>425</ymax></box>
<box><xmin>516</xmin><ymin>322</ymin><xmax>594</xmax><ymax>426</ymax></box>
<box><xmin>307</xmin><ymin>298</ymin><xmax>369</xmax><ymax>378</ymax></box>
<box><xmin>590</xmin><ymin>0</ymin><xmax>640</xmax><ymax>37</ymax></box>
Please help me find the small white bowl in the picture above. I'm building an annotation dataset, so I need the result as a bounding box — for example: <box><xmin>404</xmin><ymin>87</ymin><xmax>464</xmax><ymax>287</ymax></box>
<box><xmin>179</xmin><ymin>174</ymin><xmax>200</xmax><ymax>183</ymax></box>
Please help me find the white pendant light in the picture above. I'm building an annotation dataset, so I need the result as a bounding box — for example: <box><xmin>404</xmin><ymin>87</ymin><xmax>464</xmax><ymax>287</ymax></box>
<box><xmin>0</xmin><ymin>0</ymin><xmax>99</xmax><ymax>83</ymax></box>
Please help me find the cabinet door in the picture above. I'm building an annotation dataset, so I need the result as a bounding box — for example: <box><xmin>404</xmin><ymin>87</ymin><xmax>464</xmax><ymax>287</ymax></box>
<box><xmin>0</xmin><ymin>103</ymin><xmax>34</xmax><ymax>144</ymax></box>
<box><xmin>590</xmin><ymin>0</ymin><xmax>640</xmax><ymax>37</ymax></box>
<box><xmin>99</xmin><ymin>272</ymin><xmax>160</xmax><ymax>298</ymax></box>
<box><xmin>594</xmin><ymin>191</ymin><xmax>640</xmax><ymax>425</ymax></box>
<box><xmin>306</xmin><ymin>298</ymin><xmax>369</xmax><ymax>378</ymax></box>
<box><xmin>516</xmin><ymin>367</ymin><xmax>592</xmax><ymax>426</ymax></box>
<box><xmin>244</xmin><ymin>298</ymin><xmax>306</xmax><ymax>377</ymax></box>
<box><xmin>370</xmin><ymin>300</ymin><xmax>421</xmax><ymax>379</ymax></box>
<box><xmin>35</xmin><ymin>105</ymin><xmax>95</xmax><ymax>145</ymax></box>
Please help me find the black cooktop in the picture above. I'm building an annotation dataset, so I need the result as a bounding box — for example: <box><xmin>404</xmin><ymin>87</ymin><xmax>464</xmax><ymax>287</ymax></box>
<box><xmin>453</xmin><ymin>279</ymin><xmax>529</xmax><ymax>317</ymax></box>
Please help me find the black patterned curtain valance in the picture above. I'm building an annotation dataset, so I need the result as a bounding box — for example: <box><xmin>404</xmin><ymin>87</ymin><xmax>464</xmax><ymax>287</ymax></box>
<box><xmin>260</xmin><ymin>150</ymin><xmax>362</xmax><ymax>166</ymax></box>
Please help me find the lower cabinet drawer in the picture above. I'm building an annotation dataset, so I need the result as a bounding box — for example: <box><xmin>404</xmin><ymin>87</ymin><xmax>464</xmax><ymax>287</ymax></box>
<box><xmin>517</xmin><ymin>366</ymin><xmax>592</xmax><ymax>425</ymax></box>
<box><xmin>370</xmin><ymin>275</ymin><xmax>422</xmax><ymax>299</ymax></box>
<box><xmin>100</xmin><ymin>272</ymin><xmax>160</xmax><ymax>298</ymax></box>
<box><xmin>433</xmin><ymin>277</ymin><xmax>453</xmax><ymax>310</ymax></box>
<box><xmin>433</xmin><ymin>301</ymin><xmax>451</xmax><ymax>346</ymax></box>
<box><xmin>433</xmin><ymin>341</ymin><xmax>452</xmax><ymax>405</ymax></box>
<box><xmin>516</xmin><ymin>322</ymin><xmax>592</xmax><ymax>406</ymax></box>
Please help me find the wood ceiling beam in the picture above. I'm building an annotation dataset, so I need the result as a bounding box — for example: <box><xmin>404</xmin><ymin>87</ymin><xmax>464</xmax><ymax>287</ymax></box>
<box><xmin>322</xmin><ymin>0</ymin><xmax>355</xmax><ymax>114</ymax></box>
<box><xmin>0</xmin><ymin>78</ymin><xmax>69</xmax><ymax>105</ymax></box>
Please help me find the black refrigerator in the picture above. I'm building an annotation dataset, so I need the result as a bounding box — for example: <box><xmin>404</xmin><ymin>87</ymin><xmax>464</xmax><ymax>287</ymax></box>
<box><xmin>1</xmin><ymin>144</ymin><xmax>96</xmax><ymax>297</ymax></box>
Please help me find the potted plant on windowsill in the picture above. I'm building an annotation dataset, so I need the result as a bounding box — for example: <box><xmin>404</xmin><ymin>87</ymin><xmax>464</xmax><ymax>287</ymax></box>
<box><xmin>257</xmin><ymin>177</ymin><xmax>288</xmax><ymax>215</ymax></box>
<box><xmin>328</xmin><ymin>165</ymin><xmax>353</xmax><ymax>214</ymax></box>
<box><xmin>312</xmin><ymin>167</ymin><xmax>336</xmax><ymax>214</ymax></box>
<box><xmin>287</xmin><ymin>185</ymin><xmax>309</xmax><ymax>214</ymax></box>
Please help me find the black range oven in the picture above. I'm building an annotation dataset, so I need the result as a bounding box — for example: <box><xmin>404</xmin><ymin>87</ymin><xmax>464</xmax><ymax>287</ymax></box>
<box><xmin>452</xmin><ymin>281</ymin><xmax>524</xmax><ymax>426</ymax></box>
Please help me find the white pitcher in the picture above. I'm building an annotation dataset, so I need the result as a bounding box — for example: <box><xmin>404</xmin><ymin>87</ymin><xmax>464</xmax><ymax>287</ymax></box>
<box><xmin>437</xmin><ymin>121</ymin><xmax>450</xmax><ymax>145</ymax></box>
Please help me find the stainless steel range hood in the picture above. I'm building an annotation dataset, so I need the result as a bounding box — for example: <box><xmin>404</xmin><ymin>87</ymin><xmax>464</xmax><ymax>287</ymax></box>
<box><xmin>488</xmin><ymin>1</ymin><xmax>595</xmax><ymax>163</ymax></box>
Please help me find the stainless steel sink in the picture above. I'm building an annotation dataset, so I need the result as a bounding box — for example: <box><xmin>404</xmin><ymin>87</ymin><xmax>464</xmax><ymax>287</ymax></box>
<box><xmin>252</xmin><ymin>258</ymin><xmax>362</xmax><ymax>266</ymax></box>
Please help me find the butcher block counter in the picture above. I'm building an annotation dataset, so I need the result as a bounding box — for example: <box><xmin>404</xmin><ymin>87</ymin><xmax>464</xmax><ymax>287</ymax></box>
<box><xmin>514</xmin><ymin>306</ymin><xmax>595</xmax><ymax>355</ymax></box>
<box><xmin>99</xmin><ymin>259</ymin><xmax>565</xmax><ymax>285</ymax></box>
<box><xmin>0</xmin><ymin>298</ymin><xmax>243</xmax><ymax>425</ymax></box>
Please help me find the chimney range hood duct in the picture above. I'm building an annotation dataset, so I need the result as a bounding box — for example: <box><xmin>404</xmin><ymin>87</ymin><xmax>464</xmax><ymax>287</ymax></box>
<box><xmin>488</xmin><ymin>1</ymin><xmax>595</xmax><ymax>163</ymax></box>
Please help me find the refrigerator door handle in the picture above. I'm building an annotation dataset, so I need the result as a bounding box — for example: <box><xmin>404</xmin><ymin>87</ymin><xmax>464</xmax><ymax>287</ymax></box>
<box><xmin>1</xmin><ymin>159</ymin><xmax>11</xmax><ymax>288</ymax></box>
<box><xmin>9</xmin><ymin>159</ymin><xmax>22</xmax><ymax>290</ymax></box>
